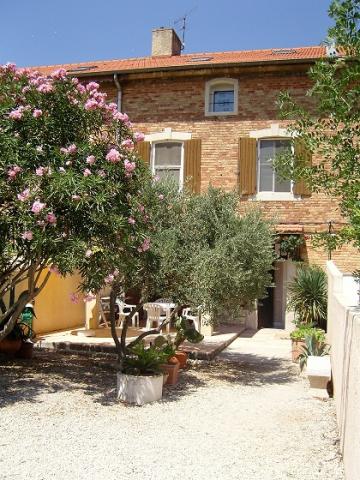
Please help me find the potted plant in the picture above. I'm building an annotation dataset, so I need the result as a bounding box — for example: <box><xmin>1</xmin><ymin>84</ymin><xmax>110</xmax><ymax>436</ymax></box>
<box><xmin>290</xmin><ymin>325</ymin><xmax>325</xmax><ymax>362</ymax></box>
<box><xmin>298</xmin><ymin>332</ymin><xmax>331</xmax><ymax>398</ymax></box>
<box><xmin>116</xmin><ymin>341</ymin><xmax>168</xmax><ymax>406</ymax></box>
<box><xmin>173</xmin><ymin>316</ymin><xmax>204</xmax><ymax>368</ymax></box>
<box><xmin>154</xmin><ymin>336</ymin><xmax>180</xmax><ymax>385</ymax></box>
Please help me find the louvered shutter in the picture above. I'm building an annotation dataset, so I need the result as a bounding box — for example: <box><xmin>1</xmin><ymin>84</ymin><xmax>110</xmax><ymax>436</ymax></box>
<box><xmin>293</xmin><ymin>140</ymin><xmax>312</xmax><ymax>196</ymax></box>
<box><xmin>136</xmin><ymin>141</ymin><xmax>151</xmax><ymax>166</ymax></box>
<box><xmin>184</xmin><ymin>139</ymin><xmax>201</xmax><ymax>193</ymax></box>
<box><xmin>239</xmin><ymin>137</ymin><xmax>257</xmax><ymax>196</ymax></box>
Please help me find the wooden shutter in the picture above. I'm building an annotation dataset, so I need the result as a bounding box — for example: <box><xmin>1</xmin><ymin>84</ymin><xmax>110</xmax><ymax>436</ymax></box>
<box><xmin>136</xmin><ymin>141</ymin><xmax>151</xmax><ymax>166</ymax></box>
<box><xmin>239</xmin><ymin>137</ymin><xmax>257</xmax><ymax>196</ymax></box>
<box><xmin>293</xmin><ymin>140</ymin><xmax>312</xmax><ymax>196</ymax></box>
<box><xmin>184</xmin><ymin>139</ymin><xmax>201</xmax><ymax>193</ymax></box>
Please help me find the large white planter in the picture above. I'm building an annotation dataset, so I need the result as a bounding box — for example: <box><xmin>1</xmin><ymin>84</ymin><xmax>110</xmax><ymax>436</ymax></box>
<box><xmin>306</xmin><ymin>355</ymin><xmax>331</xmax><ymax>399</ymax></box>
<box><xmin>116</xmin><ymin>373</ymin><xmax>163</xmax><ymax>406</ymax></box>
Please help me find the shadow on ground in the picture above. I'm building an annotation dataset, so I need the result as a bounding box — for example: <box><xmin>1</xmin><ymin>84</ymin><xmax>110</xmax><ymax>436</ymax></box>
<box><xmin>0</xmin><ymin>348</ymin><xmax>297</xmax><ymax>408</ymax></box>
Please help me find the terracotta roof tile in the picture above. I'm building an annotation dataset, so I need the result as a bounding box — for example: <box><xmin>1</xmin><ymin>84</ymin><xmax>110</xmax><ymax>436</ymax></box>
<box><xmin>30</xmin><ymin>46</ymin><xmax>327</xmax><ymax>76</ymax></box>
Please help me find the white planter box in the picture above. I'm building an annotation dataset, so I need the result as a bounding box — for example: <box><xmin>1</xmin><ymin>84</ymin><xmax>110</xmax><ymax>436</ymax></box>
<box><xmin>116</xmin><ymin>373</ymin><xmax>163</xmax><ymax>406</ymax></box>
<box><xmin>306</xmin><ymin>355</ymin><xmax>331</xmax><ymax>399</ymax></box>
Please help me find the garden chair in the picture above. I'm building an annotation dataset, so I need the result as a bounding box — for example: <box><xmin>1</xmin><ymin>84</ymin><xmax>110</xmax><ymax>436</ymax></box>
<box><xmin>182</xmin><ymin>306</ymin><xmax>201</xmax><ymax>331</ymax></box>
<box><xmin>99</xmin><ymin>297</ymin><xmax>123</xmax><ymax>328</ymax></box>
<box><xmin>118</xmin><ymin>300</ymin><xmax>139</xmax><ymax>328</ymax></box>
<box><xmin>143</xmin><ymin>303</ymin><xmax>165</xmax><ymax>332</ymax></box>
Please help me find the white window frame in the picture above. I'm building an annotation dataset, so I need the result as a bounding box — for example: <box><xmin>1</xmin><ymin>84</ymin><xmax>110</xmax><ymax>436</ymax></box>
<box><xmin>249</xmin><ymin>124</ymin><xmax>299</xmax><ymax>201</ymax></box>
<box><xmin>145</xmin><ymin>129</ymin><xmax>192</xmax><ymax>191</ymax></box>
<box><xmin>205</xmin><ymin>78</ymin><xmax>238</xmax><ymax>117</ymax></box>
<box><xmin>151</xmin><ymin>141</ymin><xmax>184</xmax><ymax>189</ymax></box>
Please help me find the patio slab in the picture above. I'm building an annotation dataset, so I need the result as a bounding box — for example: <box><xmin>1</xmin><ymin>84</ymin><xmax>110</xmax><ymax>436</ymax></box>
<box><xmin>34</xmin><ymin>324</ymin><xmax>245</xmax><ymax>360</ymax></box>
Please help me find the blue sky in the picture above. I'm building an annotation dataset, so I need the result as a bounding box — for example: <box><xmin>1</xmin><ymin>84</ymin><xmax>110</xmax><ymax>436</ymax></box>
<box><xmin>1</xmin><ymin>0</ymin><xmax>333</xmax><ymax>67</ymax></box>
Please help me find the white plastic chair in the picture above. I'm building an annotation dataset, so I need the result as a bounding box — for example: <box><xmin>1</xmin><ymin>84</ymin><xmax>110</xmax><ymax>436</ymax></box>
<box><xmin>118</xmin><ymin>301</ymin><xmax>139</xmax><ymax>328</ymax></box>
<box><xmin>143</xmin><ymin>303</ymin><xmax>164</xmax><ymax>331</ymax></box>
<box><xmin>182</xmin><ymin>307</ymin><xmax>201</xmax><ymax>331</ymax></box>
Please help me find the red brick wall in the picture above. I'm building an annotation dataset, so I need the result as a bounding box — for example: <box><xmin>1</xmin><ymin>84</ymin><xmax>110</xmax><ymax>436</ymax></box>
<box><xmin>94</xmin><ymin>70</ymin><xmax>360</xmax><ymax>272</ymax></box>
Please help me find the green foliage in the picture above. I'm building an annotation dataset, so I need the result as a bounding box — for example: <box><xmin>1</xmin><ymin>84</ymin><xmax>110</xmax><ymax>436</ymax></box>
<box><xmin>299</xmin><ymin>332</ymin><xmax>330</xmax><ymax>371</ymax></box>
<box><xmin>150</xmin><ymin>187</ymin><xmax>275</xmax><ymax>322</ymax></box>
<box><xmin>173</xmin><ymin>316</ymin><xmax>204</xmax><ymax>349</ymax></box>
<box><xmin>287</xmin><ymin>266</ymin><xmax>328</xmax><ymax>329</ymax></box>
<box><xmin>278</xmin><ymin>235</ymin><xmax>304</xmax><ymax>261</ymax></box>
<box><xmin>290</xmin><ymin>325</ymin><xmax>326</xmax><ymax>342</ymax></box>
<box><xmin>275</xmin><ymin>0</ymin><xmax>360</xmax><ymax>250</ymax></box>
<box><xmin>122</xmin><ymin>342</ymin><xmax>168</xmax><ymax>376</ymax></box>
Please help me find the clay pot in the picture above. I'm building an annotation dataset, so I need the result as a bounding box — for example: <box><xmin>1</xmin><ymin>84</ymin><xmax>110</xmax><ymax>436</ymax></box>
<box><xmin>160</xmin><ymin>357</ymin><xmax>180</xmax><ymax>385</ymax></box>
<box><xmin>16</xmin><ymin>342</ymin><xmax>34</xmax><ymax>359</ymax></box>
<box><xmin>0</xmin><ymin>338</ymin><xmax>22</xmax><ymax>355</ymax></box>
<box><xmin>175</xmin><ymin>351</ymin><xmax>188</xmax><ymax>369</ymax></box>
<box><xmin>291</xmin><ymin>339</ymin><xmax>306</xmax><ymax>362</ymax></box>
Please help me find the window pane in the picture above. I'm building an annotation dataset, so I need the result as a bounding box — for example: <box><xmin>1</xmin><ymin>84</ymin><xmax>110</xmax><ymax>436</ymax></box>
<box><xmin>259</xmin><ymin>164</ymin><xmax>273</xmax><ymax>191</ymax></box>
<box><xmin>259</xmin><ymin>139</ymin><xmax>292</xmax><ymax>193</ymax></box>
<box><xmin>274</xmin><ymin>176</ymin><xmax>291</xmax><ymax>192</ymax></box>
<box><xmin>154</xmin><ymin>143</ymin><xmax>182</xmax><ymax>166</ymax></box>
<box><xmin>274</xmin><ymin>140</ymin><xmax>291</xmax><ymax>192</ymax></box>
<box><xmin>155</xmin><ymin>168</ymin><xmax>180</xmax><ymax>184</ymax></box>
<box><xmin>212</xmin><ymin>90</ymin><xmax>234</xmax><ymax>112</ymax></box>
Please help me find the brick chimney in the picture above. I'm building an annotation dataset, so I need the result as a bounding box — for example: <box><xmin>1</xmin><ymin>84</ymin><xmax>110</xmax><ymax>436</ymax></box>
<box><xmin>151</xmin><ymin>28</ymin><xmax>182</xmax><ymax>57</ymax></box>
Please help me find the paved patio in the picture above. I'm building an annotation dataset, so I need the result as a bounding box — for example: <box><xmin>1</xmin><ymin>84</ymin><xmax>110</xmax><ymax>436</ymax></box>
<box><xmin>34</xmin><ymin>324</ymin><xmax>244</xmax><ymax>359</ymax></box>
<box><xmin>0</xmin><ymin>328</ymin><xmax>343</xmax><ymax>480</ymax></box>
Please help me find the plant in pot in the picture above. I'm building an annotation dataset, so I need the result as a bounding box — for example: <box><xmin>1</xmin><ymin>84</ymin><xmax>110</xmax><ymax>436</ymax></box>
<box><xmin>154</xmin><ymin>336</ymin><xmax>180</xmax><ymax>386</ymax></box>
<box><xmin>117</xmin><ymin>341</ymin><xmax>168</xmax><ymax>406</ymax></box>
<box><xmin>0</xmin><ymin>310</ymin><xmax>36</xmax><ymax>357</ymax></box>
<box><xmin>290</xmin><ymin>325</ymin><xmax>325</xmax><ymax>362</ymax></box>
<box><xmin>173</xmin><ymin>316</ymin><xmax>204</xmax><ymax>368</ymax></box>
<box><xmin>298</xmin><ymin>332</ymin><xmax>330</xmax><ymax>372</ymax></box>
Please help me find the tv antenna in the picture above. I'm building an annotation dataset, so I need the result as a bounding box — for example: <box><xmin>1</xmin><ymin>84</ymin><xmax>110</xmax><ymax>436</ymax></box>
<box><xmin>174</xmin><ymin>7</ymin><xmax>197</xmax><ymax>51</ymax></box>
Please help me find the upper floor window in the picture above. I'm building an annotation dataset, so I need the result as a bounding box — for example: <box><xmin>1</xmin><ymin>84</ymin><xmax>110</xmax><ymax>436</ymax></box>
<box><xmin>205</xmin><ymin>78</ymin><xmax>238</xmax><ymax>116</ymax></box>
<box><xmin>151</xmin><ymin>141</ymin><xmax>183</xmax><ymax>187</ymax></box>
<box><xmin>258</xmin><ymin>139</ymin><xmax>292</xmax><ymax>193</ymax></box>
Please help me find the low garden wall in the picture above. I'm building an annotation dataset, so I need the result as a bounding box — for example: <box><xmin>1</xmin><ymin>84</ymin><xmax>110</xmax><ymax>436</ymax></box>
<box><xmin>327</xmin><ymin>261</ymin><xmax>360</xmax><ymax>480</ymax></box>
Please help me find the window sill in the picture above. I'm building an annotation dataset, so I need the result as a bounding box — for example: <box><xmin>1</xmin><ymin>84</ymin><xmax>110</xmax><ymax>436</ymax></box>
<box><xmin>205</xmin><ymin>111</ymin><xmax>237</xmax><ymax>117</ymax></box>
<box><xmin>253</xmin><ymin>192</ymin><xmax>299</xmax><ymax>201</ymax></box>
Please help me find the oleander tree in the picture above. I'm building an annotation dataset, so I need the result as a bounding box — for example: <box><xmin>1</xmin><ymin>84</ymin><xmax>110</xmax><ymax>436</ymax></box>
<box><xmin>0</xmin><ymin>62</ymin><xmax>157</xmax><ymax>342</ymax></box>
<box><xmin>274</xmin><ymin>0</ymin><xmax>360</xmax><ymax>249</ymax></box>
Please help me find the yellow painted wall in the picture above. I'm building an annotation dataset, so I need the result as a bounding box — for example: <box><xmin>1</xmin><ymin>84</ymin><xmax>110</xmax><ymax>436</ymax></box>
<box><xmin>11</xmin><ymin>271</ymin><xmax>85</xmax><ymax>334</ymax></box>
<box><xmin>32</xmin><ymin>272</ymin><xmax>85</xmax><ymax>334</ymax></box>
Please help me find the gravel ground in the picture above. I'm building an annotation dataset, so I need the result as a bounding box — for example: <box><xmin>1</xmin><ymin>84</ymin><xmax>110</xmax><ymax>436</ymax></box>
<box><xmin>0</xmin><ymin>333</ymin><xmax>344</xmax><ymax>480</ymax></box>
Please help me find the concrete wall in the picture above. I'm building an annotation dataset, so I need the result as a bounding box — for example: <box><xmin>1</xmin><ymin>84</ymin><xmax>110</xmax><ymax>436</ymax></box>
<box><xmin>327</xmin><ymin>261</ymin><xmax>360</xmax><ymax>480</ymax></box>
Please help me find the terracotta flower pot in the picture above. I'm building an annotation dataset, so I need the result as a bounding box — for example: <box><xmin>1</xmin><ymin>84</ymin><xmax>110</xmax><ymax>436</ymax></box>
<box><xmin>16</xmin><ymin>342</ymin><xmax>34</xmax><ymax>359</ymax></box>
<box><xmin>291</xmin><ymin>339</ymin><xmax>306</xmax><ymax>362</ymax></box>
<box><xmin>160</xmin><ymin>357</ymin><xmax>180</xmax><ymax>385</ymax></box>
<box><xmin>0</xmin><ymin>338</ymin><xmax>22</xmax><ymax>355</ymax></box>
<box><xmin>175</xmin><ymin>351</ymin><xmax>188</xmax><ymax>369</ymax></box>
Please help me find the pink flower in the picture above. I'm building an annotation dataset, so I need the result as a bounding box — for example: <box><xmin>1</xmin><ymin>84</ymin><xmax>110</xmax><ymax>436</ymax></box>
<box><xmin>60</xmin><ymin>147</ymin><xmax>68</xmax><ymax>155</ymax></box>
<box><xmin>121</xmin><ymin>138</ymin><xmax>134</xmax><ymax>150</ymax></box>
<box><xmin>138</xmin><ymin>238</ymin><xmax>151</xmax><ymax>253</ymax></box>
<box><xmin>124</xmin><ymin>159</ymin><xmax>136</xmax><ymax>174</ymax></box>
<box><xmin>114</xmin><ymin>112</ymin><xmax>129</xmax><ymax>123</ymax></box>
<box><xmin>97</xmin><ymin>170</ymin><xmax>106</xmax><ymax>177</ymax></box>
<box><xmin>46</xmin><ymin>212</ymin><xmax>57</xmax><ymax>224</ymax></box>
<box><xmin>9</xmin><ymin>108</ymin><xmax>24</xmax><ymax>120</ymax></box>
<box><xmin>84</xmin><ymin>98</ymin><xmax>99</xmax><ymax>111</ymax></box>
<box><xmin>128</xmin><ymin>217</ymin><xmax>136</xmax><ymax>225</ymax></box>
<box><xmin>2</xmin><ymin>62</ymin><xmax>16</xmax><ymax>73</ymax></box>
<box><xmin>104</xmin><ymin>274</ymin><xmax>114</xmax><ymax>284</ymax></box>
<box><xmin>158</xmin><ymin>194</ymin><xmax>164</xmax><ymax>200</ymax></box>
<box><xmin>36</xmin><ymin>166</ymin><xmax>46</xmax><ymax>176</ymax></box>
<box><xmin>37</xmin><ymin>83</ymin><xmax>53</xmax><ymax>93</ymax></box>
<box><xmin>138</xmin><ymin>204</ymin><xmax>145</xmax><ymax>213</ymax></box>
<box><xmin>71</xmin><ymin>77</ymin><xmax>79</xmax><ymax>85</ymax></box>
<box><xmin>70</xmin><ymin>292</ymin><xmax>80</xmax><ymax>304</ymax></box>
<box><xmin>67</xmin><ymin>144</ymin><xmax>77</xmax><ymax>154</ymax></box>
<box><xmin>51</xmin><ymin>68</ymin><xmax>67</xmax><ymax>79</ymax></box>
<box><xmin>106</xmin><ymin>148</ymin><xmax>121</xmax><ymax>163</ymax></box>
<box><xmin>71</xmin><ymin>194</ymin><xmax>81</xmax><ymax>201</ymax></box>
<box><xmin>83</xmin><ymin>168</ymin><xmax>91</xmax><ymax>177</ymax></box>
<box><xmin>31</xmin><ymin>200</ymin><xmax>46</xmax><ymax>214</ymax></box>
<box><xmin>65</xmin><ymin>160</ymin><xmax>72</xmax><ymax>166</ymax></box>
<box><xmin>76</xmin><ymin>84</ymin><xmax>86</xmax><ymax>94</ymax></box>
<box><xmin>22</xmin><ymin>86</ymin><xmax>30</xmax><ymax>94</ymax></box>
<box><xmin>86</xmin><ymin>82</ymin><xmax>99</xmax><ymax>92</ymax></box>
<box><xmin>33</xmin><ymin>109</ymin><xmax>42</xmax><ymax>118</ymax></box>
<box><xmin>86</xmin><ymin>155</ymin><xmax>96</xmax><ymax>165</ymax></box>
<box><xmin>49</xmin><ymin>264</ymin><xmax>61</xmax><ymax>276</ymax></box>
<box><xmin>153</xmin><ymin>175</ymin><xmax>160</xmax><ymax>182</ymax></box>
<box><xmin>17</xmin><ymin>188</ymin><xmax>30</xmax><ymax>202</ymax></box>
<box><xmin>8</xmin><ymin>166</ymin><xmax>22</xmax><ymax>179</ymax></box>
<box><xmin>134</xmin><ymin>132</ymin><xmax>145</xmax><ymax>142</ymax></box>
<box><xmin>36</xmin><ymin>146</ymin><xmax>43</xmax><ymax>153</ymax></box>
<box><xmin>85</xmin><ymin>249</ymin><xmax>93</xmax><ymax>258</ymax></box>
<box><xmin>21</xmin><ymin>231</ymin><xmax>33</xmax><ymax>241</ymax></box>
<box><xmin>84</xmin><ymin>293</ymin><xmax>96</xmax><ymax>302</ymax></box>
<box><xmin>59</xmin><ymin>167</ymin><xmax>66</xmax><ymax>174</ymax></box>
<box><xmin>106</xmin><ymin>102</ymin><xmax>117</xmax><ymax>112</ymax></box>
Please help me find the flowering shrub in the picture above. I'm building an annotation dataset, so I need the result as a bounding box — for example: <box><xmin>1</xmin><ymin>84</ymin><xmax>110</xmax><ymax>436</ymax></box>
<box><xmin>0</xmin><ymin>63</ymin><xmax>155</xmax><ymax>340</ymax></box>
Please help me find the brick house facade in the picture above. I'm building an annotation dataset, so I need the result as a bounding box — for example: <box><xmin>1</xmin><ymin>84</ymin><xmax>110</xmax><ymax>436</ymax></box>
<box><xmin>34</xmin><ymin>28</ymin><xmax>360</xmax><ymax>329</ymax></box>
